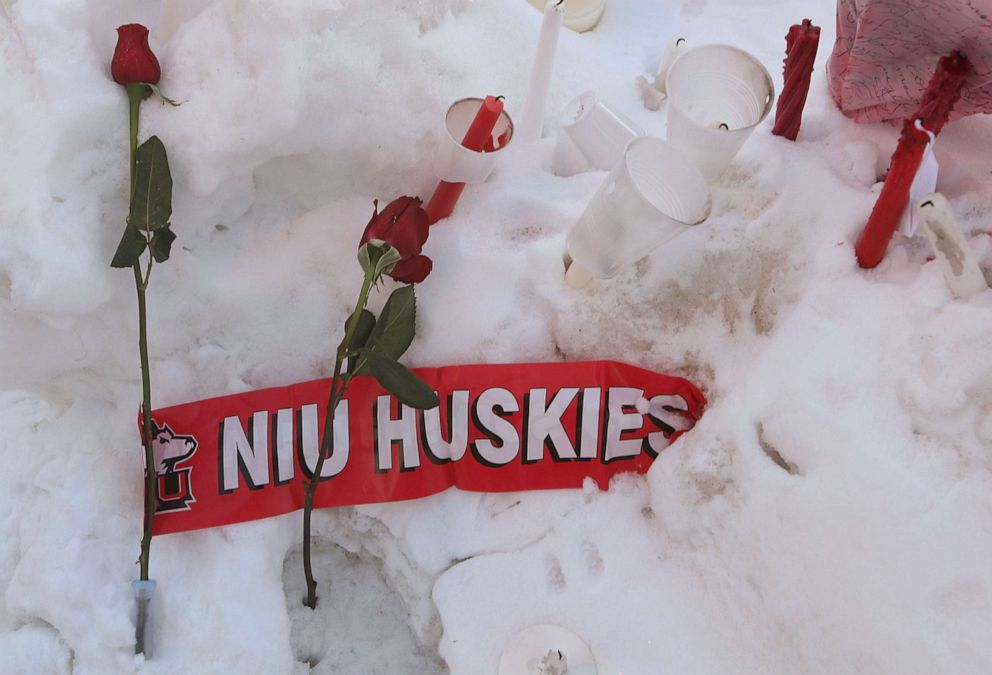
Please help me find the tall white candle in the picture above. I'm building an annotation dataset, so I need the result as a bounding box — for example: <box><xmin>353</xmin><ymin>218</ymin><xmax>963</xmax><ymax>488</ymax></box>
<box><xmin>652</xmin><ymin>37</ymin><xmax>686</xmax><ymax>91</ymax></box>
<box><xmin>516</xmin><ymin>0</ymin><xmax>565</xmax><ymax>144</ymax></box>
<box><xmin>916</xmin><ymin>192</ymin><xmax>988</xmax><ymax>299</ymax></box>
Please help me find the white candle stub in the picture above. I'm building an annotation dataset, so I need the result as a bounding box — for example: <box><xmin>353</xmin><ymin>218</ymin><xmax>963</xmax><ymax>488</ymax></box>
<box><xmin>536</xmin><ymin>649</ymin><xmax>568</xmax><ymax>675</ymax></box>
<box><xmin>901</xmin><ymin>119</ymin><xmax>939</xmax><ymax>237</ymax></box>
<box><xmin>916</xmin><ymin>192</ymin><xmax>988</xmax><ymax>300</ymax></box>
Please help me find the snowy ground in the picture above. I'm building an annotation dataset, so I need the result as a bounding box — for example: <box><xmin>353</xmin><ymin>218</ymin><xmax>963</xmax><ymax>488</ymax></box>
<box><xmin>3</xmin><ymin>0</ymin><xmax>992</xmax><ymax>673</ymax></box>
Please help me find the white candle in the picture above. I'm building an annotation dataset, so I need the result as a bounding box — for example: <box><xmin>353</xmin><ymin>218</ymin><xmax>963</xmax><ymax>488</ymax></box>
<box><xmin>517</xmin><ymin>0</ymin><xmax>565</xmax><ymax>144</ymax></box>
<box><xmin>916</xmin><ymin>192</ymin><xmax>988</xmax><ymax>299</ymax></box>
<box><xmin>652</xmin><ymin>36</ymin><xmax>686</xmax><ymax>91</ymax></box>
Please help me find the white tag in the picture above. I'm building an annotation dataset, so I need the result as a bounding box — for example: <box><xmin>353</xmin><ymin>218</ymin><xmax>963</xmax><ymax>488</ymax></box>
<box><xmin>901</xmin><ymin>120</ymin><xmax>939</xmax><ymax>237</ymax></box>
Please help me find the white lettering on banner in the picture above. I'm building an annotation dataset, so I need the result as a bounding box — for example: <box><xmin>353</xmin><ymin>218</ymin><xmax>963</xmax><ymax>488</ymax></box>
<box><xmin>274</xmin><ymin>408</ymin><xmax>294</xmax><ymax>484</ymax></box>
<box><xmin>525</xmin><ymin>388</ymin><xmax>580</xmax><ymax>462</ymax></box>
<box><xmin>577</xmin><ymin>387</ymin><xmax>601</xmax><ymax>459</ymax></box>
<box><xmin>374</xmin><ymin>397</ymin><xmax>420</xmax><ymax>472</ymax></box>
<box><xmin>471</xmin><ymin>387</ymin><xmax>520</xmax><ymax>466</ymax></box>
<box><xmin>604</xmin><ymin>387</ymin><xmax>644</xmax><ymax>462</ymax></box>
<box><xmin>646</xmin><ymin>395</ymin><xmax>691</xmax><ymax>455</ymax></box>
<box><xmin>298</xmin><ymin>402</ymin><xmax>350</xmax><ymax>479</ymax></box>
<box><xmin>215</xmin><ymin>383</ymin><xmax>684</xmax><ymax>493</ymax></box>
<box><xmin>421</xmin><ymin>390</ymin><xmax>470</xmax><ymax>462</ymax></box>
<box><xmin>221</xmin><ymin>411</ymin><xmax>269</xmax><ymax>491</ymax></box>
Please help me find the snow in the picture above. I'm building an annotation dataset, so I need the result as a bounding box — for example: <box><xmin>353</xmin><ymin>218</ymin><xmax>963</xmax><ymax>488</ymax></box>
<box><xmin>2</xmin><ymin>0</ymin><xmax>992</xmax><ymax>673</ymax></box>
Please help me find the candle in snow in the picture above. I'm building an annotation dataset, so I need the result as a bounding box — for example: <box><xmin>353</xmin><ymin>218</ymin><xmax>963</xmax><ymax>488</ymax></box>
<box><xmin>516</xmin><ymin>0</ymin><xmax>565</xmax><ymax>144</ymax></box>
<box><xmin>772</xmin><ymin>19</ymin><xmax>820</xmax><ymax>141</ymax></box>
<box><xmin>916</xmin><ymin>193</ymin><xmax>988</xmax><ymax>299</ymax></box>
<box><xmin>425</xmin><ymin>96</ymin><xmax>506</xmax><ymax>224</ymax></box>
<box><xmin>855</xmin><ymin>51</ymin><xmax>970</xmax><ymax>269</ymax></box>
<box><xmin>652</xmin><ymin>37</ymin><xmax>686</xmax><ymax>92</ymax></box>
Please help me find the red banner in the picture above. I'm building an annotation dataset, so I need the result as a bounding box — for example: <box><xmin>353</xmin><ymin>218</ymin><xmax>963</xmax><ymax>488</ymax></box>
<box><xmin>146</xmin><ymin>360</ymin><xmax>706</xmax><ymax>535</ymax></box>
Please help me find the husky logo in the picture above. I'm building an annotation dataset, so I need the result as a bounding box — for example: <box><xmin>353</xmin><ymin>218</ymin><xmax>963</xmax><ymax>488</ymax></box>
<box><xmin>152</xmin><ymin>421</ymin><xmax>198</xmax><ymax>513</ymax></box>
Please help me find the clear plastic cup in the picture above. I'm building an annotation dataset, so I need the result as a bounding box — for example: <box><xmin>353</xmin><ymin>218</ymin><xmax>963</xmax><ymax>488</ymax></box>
<box><xmin>565</xmin><ymin>137</ymin><xmax>711</xmax><ymax>285</ymax></box>
<box><xmin>665</xmin><ymin>44</ymin><xmax>775</xmax><ymax>181</ymax></box>
<box><xmin>433</xmin><ymin>98</ymin><xmax>514</xmax><ymax>184</ymax></box>
<box><xmin>132</xmin><ymin>579</ymin><xmax>157</xmax><ymax>657</ymax></box>
<box><xmin>560</xmin><ymin>92</ymin><xmax>644</xmax><ymax>171</ymax></box>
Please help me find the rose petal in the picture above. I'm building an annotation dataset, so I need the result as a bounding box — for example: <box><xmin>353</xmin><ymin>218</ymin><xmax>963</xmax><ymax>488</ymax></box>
<box><xmin>389</xmin><ymin>255</ymin><xmax>432</xmax><ymax>284</ymax></box>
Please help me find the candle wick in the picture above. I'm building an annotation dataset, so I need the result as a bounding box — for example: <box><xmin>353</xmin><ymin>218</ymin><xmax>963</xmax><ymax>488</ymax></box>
<box><xmin>496</xmin><ymin>95</ymin><xmax>505</xmax><ymax>101</ymax></box>
<box><xmin>676</xmin><ymin>37</ymin><xmax>685</xmax><ymax>45</ymax></box>
<box><xmin>555</xmin><ymin>0</ymin><xmax>564</xmax><ymax>6</ymax></box>
<box><xmin>921</xmin><ymin>200</ymin><xmax>934</xmax><ymax>208</ymax></box>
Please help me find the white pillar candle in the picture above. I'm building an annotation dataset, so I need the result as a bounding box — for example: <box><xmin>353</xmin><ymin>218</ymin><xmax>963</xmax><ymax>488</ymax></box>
<box><xmin>916</xmin><ymin>193</ymin><xmax>988</xmax><ymax>299</ymax></box>
<box><xmin>516</xmin><ymin>0</ymin><xmax>565</xmax><ymax>144</ymax></box>
<box><xmin>653</xmin><ymin>37</ymin><xmax>686</xmax><ymax>91</ymax></box>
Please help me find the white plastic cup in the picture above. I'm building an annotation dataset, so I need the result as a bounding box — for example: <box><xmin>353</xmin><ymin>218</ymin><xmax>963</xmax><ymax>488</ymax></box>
<box><xmin>565</xmin><ymin>137</ymin><xmax>712</xmax><ymax>285</ymax></box>
<box><xmin>560</xmin><ymin>92</ymin><xmax>645</xmax><ymax>171</ymax></box>
<box><xmin>665</xmin><ymin>44</ymin><xmax>775</xmax><ymax>181</ymax></box>
<box><xmin>132</xmin><ymin>579</ymin><xmax>157</xmax><ymax>657</ymax></box>
<box><xmin>433</xmin><ymin>98</ymin><xmax>514</xmax><ymax>184</ymax></box>
<box><xmin>527</xmin><ymin>0</ymin><xmax>606</xmax><ymax>33</ymax></box>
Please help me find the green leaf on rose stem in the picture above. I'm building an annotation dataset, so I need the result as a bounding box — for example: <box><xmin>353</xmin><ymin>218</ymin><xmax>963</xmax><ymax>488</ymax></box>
<box><xmin>366</xmin><ymin>349</ymin><xmax>439</xmax><ymax>410</ymax></box>
<box><xmin>149</xmin><ymin>225</ymin><xmax>177</xmax><ymax>263</ymax></box>
<box><xmin>129</xmin><ymin>136</ymin><xmax>173</xmax><ymax>232</ymax></box>
<box><xmin>367</xmin><ymin>285</ymin><xmax>416</xmax><ymax>361</ymax></box>
<box><xmin>110</xmin><ymin>224</ymin><xmax>147</xmax><ymax>268</ymax></box>
<box><xmin>346</xmin><ymin>309</ymin><xmax>376</xmax><ymax>374</ymax></box>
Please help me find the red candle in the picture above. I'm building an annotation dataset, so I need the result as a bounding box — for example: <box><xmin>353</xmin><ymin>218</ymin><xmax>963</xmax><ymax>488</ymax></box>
<box><xmin>855</xmin><ymin>52</ymin><xmax>970</xmax><ymax>269</ymax></box>
<box><xmin>772</xmin><ymin>19</ymin><xmax>820</xmax><ymax>141</ymax></box>
<box><xmin>426</xmin><ymin>95</ymin><xmax>505</xmax><ymax>224</ymax></box>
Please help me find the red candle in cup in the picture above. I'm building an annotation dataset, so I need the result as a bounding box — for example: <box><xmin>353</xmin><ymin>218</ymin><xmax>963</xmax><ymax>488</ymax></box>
<box><xmin>855</xmin><ymin>52</ymin><xmax>970</xmax><ymax>269</ymax></box>
<box><xmin>426</xmin><ymin>95</ymin><xmax>505</xmax><ymax>224</ymax></box>
<box><xmin>772</xmin><ymin>19</ymin><xmax>820</xmax><ymax>141</ymax></box>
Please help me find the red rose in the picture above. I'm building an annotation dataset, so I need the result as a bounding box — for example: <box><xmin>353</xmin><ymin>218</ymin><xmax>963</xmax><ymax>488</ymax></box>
<box><xmin>360</xmin><ymin>196</ymin><xmax>433</xmax><ymax>283</ymax></box>
<box><xmin>111</xmin><ymin>24</ymin><xmax>161</xmax><ymax>85</ymax></box>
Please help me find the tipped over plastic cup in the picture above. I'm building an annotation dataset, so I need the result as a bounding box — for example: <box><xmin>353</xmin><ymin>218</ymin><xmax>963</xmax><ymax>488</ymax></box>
<box><xmin>560</xmin><ymin>91</ymin><xmax>644</xmax><ymax>171</ymax></box>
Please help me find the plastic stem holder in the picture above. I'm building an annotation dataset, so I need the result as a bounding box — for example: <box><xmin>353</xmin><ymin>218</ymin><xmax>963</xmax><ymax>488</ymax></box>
<box><xmin>132</xmin><ymin>579</ymin><xmax>157</xmax><ymax>657</ymax></box>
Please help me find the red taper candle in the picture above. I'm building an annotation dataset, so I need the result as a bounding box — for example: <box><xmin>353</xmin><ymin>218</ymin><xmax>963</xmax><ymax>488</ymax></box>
<box><xmin>426</xmin><ymin>96</ymin><xmax>505</xmax><ymax>224</ymax></box>
<box><xmin>855</xmin><ymin>52</ymin><xmax>970</xmax><ymax>269</ymax></box>
<box><xmin>772</xmin><ymin>19</ymin><xmax>820</xmax><ymax>140</ymax></box>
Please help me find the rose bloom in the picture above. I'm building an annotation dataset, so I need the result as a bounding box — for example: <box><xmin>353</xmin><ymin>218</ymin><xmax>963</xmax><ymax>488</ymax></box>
<box><xmin>360</xmin><ymin>196</ymin><xmax>433</xmax><ymax>283</ymax></box>
<box><xmin>111</xmin><ymin>24</ymin><xmax>161</xmax><ymax>85</ymax></box>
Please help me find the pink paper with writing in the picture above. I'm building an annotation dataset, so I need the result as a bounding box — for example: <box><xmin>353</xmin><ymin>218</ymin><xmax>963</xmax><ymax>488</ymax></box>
<box><xmin>829</xmin><ymin>0</ymin><xmax>992</xmax><ymax>123</ymax></box>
